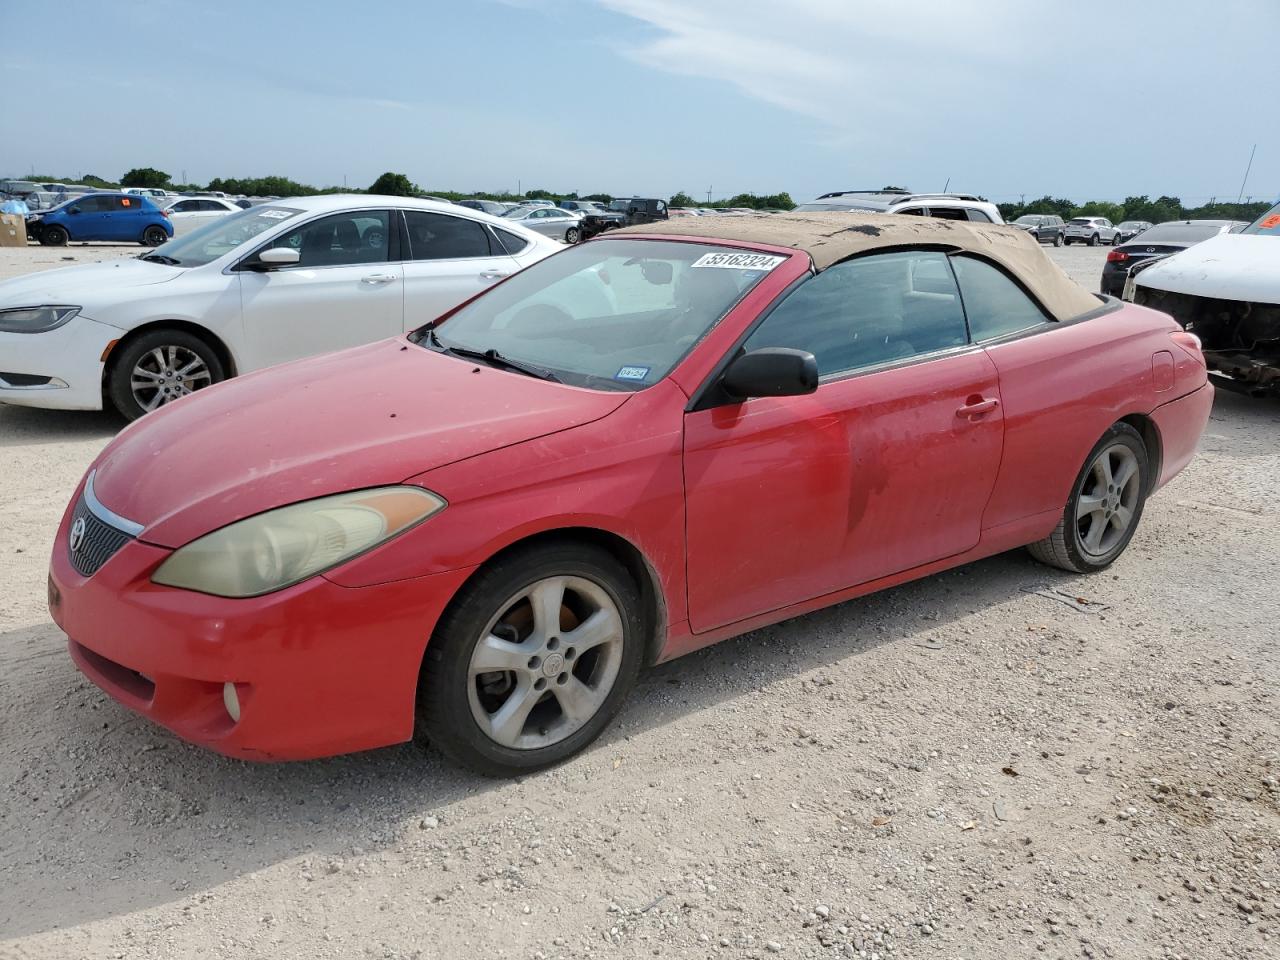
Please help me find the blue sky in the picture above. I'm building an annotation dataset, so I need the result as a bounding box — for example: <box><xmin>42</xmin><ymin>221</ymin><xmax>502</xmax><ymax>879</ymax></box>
<box><xmin>6</xmin><ymin>0</ymin><xmax>1278</xmax><ymax>204</ymax></box>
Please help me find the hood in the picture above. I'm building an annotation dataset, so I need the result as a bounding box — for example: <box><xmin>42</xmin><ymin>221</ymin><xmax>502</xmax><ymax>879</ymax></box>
<box><xmin>91</xmin><ymin>338</ymin><xmax>629</xmax><ymax>547</ymax></box>
<box><xmin>0</xmin><ymin>258</ymin><xmax>182</xmax><ymax>308</ymax></box>
<box><xmin>1135</xmin><ymin>233</ymin><xmax>1280</xmax><ymax>303</ymax></box>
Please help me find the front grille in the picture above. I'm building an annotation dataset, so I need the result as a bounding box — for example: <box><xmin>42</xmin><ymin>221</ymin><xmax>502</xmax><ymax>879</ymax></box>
<box><xmin>68</xmin><ymin>495</ymin><xmax>135</xmax><ymax>578</ymax></box>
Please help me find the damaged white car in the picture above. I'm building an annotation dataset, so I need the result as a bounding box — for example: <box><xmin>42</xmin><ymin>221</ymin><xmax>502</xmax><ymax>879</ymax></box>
<box><xmin>1133</xmin><ymin>200</ymin><xmax>1280</xmax><ymax>395</ymax></box>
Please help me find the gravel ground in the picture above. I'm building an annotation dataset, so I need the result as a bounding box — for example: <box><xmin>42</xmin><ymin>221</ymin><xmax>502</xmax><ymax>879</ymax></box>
<box><xmin>0</xmin><ymin>242</ymin><xmax>1276</xmax><ymax>960</ymax></box>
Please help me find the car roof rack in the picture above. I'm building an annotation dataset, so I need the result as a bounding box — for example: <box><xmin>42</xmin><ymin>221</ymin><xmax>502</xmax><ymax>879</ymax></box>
<box><xmin>816</xmin><ymin>188</ymin><xmax>911</xmax><ymax>199</ymax></box>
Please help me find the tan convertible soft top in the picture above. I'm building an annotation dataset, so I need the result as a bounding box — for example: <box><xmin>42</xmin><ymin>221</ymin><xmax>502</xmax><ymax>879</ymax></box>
<box><xmin>620</xmin><ymin>212</ymin><xmax>1101</xmax><ymax>322</ymax></box>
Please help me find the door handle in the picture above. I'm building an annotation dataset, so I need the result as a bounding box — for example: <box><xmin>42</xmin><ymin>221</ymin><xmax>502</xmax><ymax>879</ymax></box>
<box><xmin>361</xmin><ymin>273</ymin><xmax>397</xmax><ymax>284</ymax></box>
<box><xmin>479</xmin><ymin>270</ymin><xmax>510</xmax><ymax>281</ymax></box>
<box><xmin>956</xmin><ymin>397</ymin><xmax>1000</xmax><ymax>418</ymax></box>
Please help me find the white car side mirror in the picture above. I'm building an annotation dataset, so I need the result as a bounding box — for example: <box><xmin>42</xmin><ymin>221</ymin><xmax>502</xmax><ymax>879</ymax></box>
<box><xmin>258</xmin><ymin>247</ymin><xmax>301</xmax><ymax>267</ymax></box>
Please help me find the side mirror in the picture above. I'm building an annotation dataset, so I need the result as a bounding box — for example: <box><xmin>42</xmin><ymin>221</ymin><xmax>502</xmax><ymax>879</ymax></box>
<box><xmin>68</xmin><ymin>207</ymin><xmax>81</xmax><ymax>215</ymax></box>
<box><xmin>252</xmin><ymin>247</ymin><xmax>301</xmax><ymax>270</ymax></box>
<box><xmin>721</xmin><ymin>347</ymin><xmax>818</xmax><ymax>400</ymax></box>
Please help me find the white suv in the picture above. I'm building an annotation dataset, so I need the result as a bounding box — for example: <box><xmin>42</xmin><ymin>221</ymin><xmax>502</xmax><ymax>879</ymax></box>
<box><xmin>1064</xmin><ymin>217</ymin><xmax>1120</xmax><ymax>246</ymax></box>
<box><xmin>796</xmin><ymin>190</ymin><xmax>1004</xmax><ymax>224</ymax></box>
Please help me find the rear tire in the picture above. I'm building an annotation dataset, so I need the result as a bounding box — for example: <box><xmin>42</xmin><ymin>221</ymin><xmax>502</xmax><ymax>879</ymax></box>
<box><xmin>1053</xmin><ymin>232</ymin><xmax>1064</xmax><ymax>247</ymax></box>
<box><xmin>417</xmin><ymin>542</ymin><xmax>644</xmax><ymax>776</ymax></box>
<box><xmin>39</xmin><ymin>224</ymin><xmax>68</xmax><ymax>246</ymax></box>
<box><xmin>565</xmin><ymin>226</ymin><xmax>580</xmax><ymax>244</ymax></box>
<box><xmin>1027</xmin><ymin>422</ymin><xmax>1149</xmax><ymax>573</ymax></box>
<box><xmin>107</xmin><ymin>328</ymin><xmax>225</xmax><ymax>421</ymax></box>
<box><xmin>1088</xmin><ymin>233</ymin><xmax>1100</xmax><ymax>246</ymax></box>
<box><xmin>141</xmin><ymin>225</ymin><xmax>168</xmax><ymax>247</ymax></box>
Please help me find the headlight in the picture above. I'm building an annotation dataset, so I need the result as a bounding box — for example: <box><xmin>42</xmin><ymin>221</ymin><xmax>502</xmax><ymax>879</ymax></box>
<box><xmin>152</xmin><ymin>486</ymin><xmax>446</xmax><ymax>598</ymax></box>
<box><xmin>0</xmin><ymin>305</ymin><xmax>80</xmax><ymax>334</ymax></box>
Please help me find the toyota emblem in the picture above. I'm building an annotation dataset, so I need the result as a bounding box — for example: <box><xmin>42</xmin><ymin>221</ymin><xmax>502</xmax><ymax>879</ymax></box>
<box><xmin>69</xmin><ymin>517</ymin><xmax>87</xmax><ymax>554</ymax></box>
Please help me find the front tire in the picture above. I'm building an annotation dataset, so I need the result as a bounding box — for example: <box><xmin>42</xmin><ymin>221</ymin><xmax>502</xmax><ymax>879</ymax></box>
<box><xmin>107</xmin><ymin>329</ymin><xmax>224</xmax><ymax>421</ymax></box>
<box><xmin>417</xmin><ymin>542</ymin><xmax>644</xmax><ymax>776</ymax></box>
<box><xmin>1027</xmin><ymin>422</ymin><xmax>1149</xmax><ymax>573</ymax></box>
<box><xmin>39</xmin><ymin>224</ymin><xmax>69</xmax><ymax>246</ymax></box>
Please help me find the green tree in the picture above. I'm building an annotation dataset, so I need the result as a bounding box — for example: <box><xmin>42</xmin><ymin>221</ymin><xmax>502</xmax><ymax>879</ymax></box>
<box><xmin>369</xmin><ymin>172</ymin><xmax>417</xmax><ymax>196</ymax></box>
<box><xmin>1072</xmin><ymin>200</ymin><xmax>1124</xmax><ymax>222</ymax></box>
<box><xmin>120</xmin><ymin>167</ymin><xmax>170</xmax><ymax>188</ymax></box>
<box><xmin>669</xmin><ymin>191</ymin><xmax>696</xmax><ymax>208</ymax></box>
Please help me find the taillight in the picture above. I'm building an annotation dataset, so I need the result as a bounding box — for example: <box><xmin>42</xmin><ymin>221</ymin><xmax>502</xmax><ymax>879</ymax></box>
<box><xmin>1170</xmin><ymin>330</ymin><xmax>1203</xmax><ymax>361</ymax></box>
<box><xmin>160</xmin><ymin>210</ymin><xmax>170</xmax><ymax>218</ymax></box>
<box><xmin>1106</xmin><ymin>250</ymin><xmax>1128</xmax><ymax>262</ymax></box>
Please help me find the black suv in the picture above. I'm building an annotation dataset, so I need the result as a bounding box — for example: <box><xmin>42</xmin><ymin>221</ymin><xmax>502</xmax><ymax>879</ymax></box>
<box><xmin>580</xmin><ymin>198</ymin><xmax>669</xmax><ymax>240</ymax></box>
<box><xmin>1011</xmin><ymin>214</ymin><xmax>1065</xmax><ymax>246</ymax></box>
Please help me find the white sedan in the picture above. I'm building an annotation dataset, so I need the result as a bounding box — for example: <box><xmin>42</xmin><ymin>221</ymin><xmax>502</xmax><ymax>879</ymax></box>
<box><xmin>162</xmin><ymin>196</ymin><xmax>242</xmax><ymax>235</ymax></box>
<box><xmin>0</xmin><ymin>195</ymin><xmax>560</xmax><ymax>419</ymax></box>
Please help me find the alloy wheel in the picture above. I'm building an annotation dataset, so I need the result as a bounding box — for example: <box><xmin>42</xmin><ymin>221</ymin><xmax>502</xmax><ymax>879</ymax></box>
<box><xmin>467</xmin><ymin>575</ymin><xmax>624</xmax><ymax>750</ymax></box>
<box><xmin>1075</xmin><ymin>443</ymin><xmax>1141</xmax><ymax>558</ymax></box>
<box><xmin>130</xmin><ymin>345</ymin><xmax>213</xmax><ymax>412</ymax></box>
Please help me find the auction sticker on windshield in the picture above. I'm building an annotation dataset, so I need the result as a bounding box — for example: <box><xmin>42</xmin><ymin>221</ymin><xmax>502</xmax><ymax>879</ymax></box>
<box><xmin>690</xmin><ymin>252</ymin><xmax>786</xmax><ymax>270</ymax></box>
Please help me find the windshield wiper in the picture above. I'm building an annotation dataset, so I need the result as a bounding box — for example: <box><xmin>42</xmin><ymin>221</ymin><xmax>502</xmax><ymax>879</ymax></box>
<box><xmin>423</xmin><ymin>327</ymin><xmax>561</xmax><ymax>383</ymax></box>
<box><xmin>140</xmin><ymin>253</ymin><xmax>180</xmax><ymax>265</ymax></box>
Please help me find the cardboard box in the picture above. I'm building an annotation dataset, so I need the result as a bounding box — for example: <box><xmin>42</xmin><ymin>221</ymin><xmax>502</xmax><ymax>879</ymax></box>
<box><xmin>0</xmin><ymin>213</ymin><xmax>27</xmax><ymax>247</ymax></box>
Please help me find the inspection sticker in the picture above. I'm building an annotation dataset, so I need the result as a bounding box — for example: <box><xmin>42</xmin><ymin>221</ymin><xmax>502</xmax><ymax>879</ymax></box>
<box><xmin>690</xmin><ymin>251</ymin><xmax>786</xmax><ymax>271</ymax></box>
<box><xmin>615</xmin><ymin>365</ymin><xmax>651</xmax><ymax>381</ymax></box>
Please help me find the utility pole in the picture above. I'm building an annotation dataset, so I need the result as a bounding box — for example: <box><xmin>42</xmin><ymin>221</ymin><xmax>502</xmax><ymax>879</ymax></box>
<box><xmin>181</xmin><ymin>169</ymin><xmax>187</xmax><ymax>185</ymax></box>
<box><xmin>706</xmin><ymin>185</ymin><xmax>713</xmax><ymax>203</ymax></box>
<box><xmin>1237</xmin><ymin>144</ymin><xmax>1257</xmax><ymax>203</ymax></box>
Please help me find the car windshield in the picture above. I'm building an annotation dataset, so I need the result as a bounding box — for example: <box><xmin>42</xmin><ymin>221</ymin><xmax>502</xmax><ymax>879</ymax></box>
<box><xmin>142</xmin><ymin>206</ymin><xmax>304</xmax><ymax>267</ymax></box>
<box><xmin>502</xmin><ymin>208</ymin><xmax>531</xmax><ymax>219</ymax></box>
<box><xmin>1134</xmin><ymin>222</ymin><xmax>1225</xmax><ymax>243</ymax></box>
<box><xmin>1242</xmin><ymin>202</ymin><xmax>1280</xmax><ymax>236</ymax></box>
<box><xmin>415</xmin><ymin>238</ymin><xmax>784</xmax><ymax>390</ymax></box>
<box><xmin>1117</xmin><ymin>221</ymin><xmax>1142</xmax><ymax>229</ymax></box>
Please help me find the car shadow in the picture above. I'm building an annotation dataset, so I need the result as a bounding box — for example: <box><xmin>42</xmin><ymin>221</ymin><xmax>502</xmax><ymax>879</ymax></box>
<box><xmin>0</xmin><ymin>549</ymin><xmax>1069</xmax><ymax>938</ymax></box>
<box><xmin>0</xmin><ymin>405</ymin><xmax>123</xmax><ymax>449</ymax></box>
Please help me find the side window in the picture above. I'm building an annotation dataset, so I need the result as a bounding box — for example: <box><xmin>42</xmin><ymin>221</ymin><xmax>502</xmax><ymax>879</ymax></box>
<box><xmin>115</xmin><ymin>196</ymin><xmax>135</xmax><ymax>210</ymax></box>
<box><xmin>269</xmin><ymin>210</ymin><xmax>390</xmax><ymax>267</ymax></box>
<box><xmin>927</xmin><ymin>207</ymin><xmax>969</xmax><ymax>221</ymax></box>
<box><xmin>966</xmin><ymin>208</ymin><xmax>993</xmax><ymax>223</ymax></box>
<box><xmin>491</xmin><ymin>227</ymin><xmax>530</xmax><ymax>256</ymax></box>
<box><xmin>951</xmin><ymin>255</ymin><xmax>1051</xmax><ymax>341</ymax></box>
<box><xmin>404</xmin><ymin>211</ymin><xmax>492</xmax><ymax>260</ymax></box>
<box><xmin>742</xmin><ymin>250</ymin><xmax>968</xmax><ymax>377</ymax></box>
<box><xmin>897</xmin><ymin>206</ymin><xmax>926</xmax><ymax>216</ymax></box>
<box><xmin>173</xmin><ymin>200</ymin><xmax>198</xmax><ymax>212</ymax></box>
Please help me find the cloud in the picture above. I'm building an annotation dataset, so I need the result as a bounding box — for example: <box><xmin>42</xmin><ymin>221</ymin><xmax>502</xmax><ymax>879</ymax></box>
<box><xmin>595</xmin><ymin>0</ymin><xmax>1032</xmax><ymax>130</ymax></box>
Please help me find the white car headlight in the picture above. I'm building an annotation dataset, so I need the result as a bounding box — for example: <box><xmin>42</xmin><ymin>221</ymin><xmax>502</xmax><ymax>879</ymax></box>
<box><xmin>152</xmin><ymin>486</ymin><xmax>446</xmax><ymax>598</ymax></box>
<box><xmin>0</xmin><ymin>305</ymin><xmax>80</xmax><ymax>334</ymax></box>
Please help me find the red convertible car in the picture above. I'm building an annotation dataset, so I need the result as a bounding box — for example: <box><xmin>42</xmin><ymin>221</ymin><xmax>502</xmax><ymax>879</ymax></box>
<box><xmin>49</xmin><ymin>213</ymin><xmax>1213</xmax><ymax>775</ymax></box>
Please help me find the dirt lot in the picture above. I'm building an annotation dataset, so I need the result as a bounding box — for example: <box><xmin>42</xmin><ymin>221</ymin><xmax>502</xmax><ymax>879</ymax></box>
<box><xmin>0</xmin><ymin>242</ymin><xmax>1276</xmax><ymax>960</ymax></box>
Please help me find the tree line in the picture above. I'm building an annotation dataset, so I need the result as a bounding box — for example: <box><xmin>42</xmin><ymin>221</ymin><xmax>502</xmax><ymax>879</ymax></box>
<box><xmin>998</xmin><ymin>194</ymin><xmax>1271</xmax><ymax>225</ymax></box>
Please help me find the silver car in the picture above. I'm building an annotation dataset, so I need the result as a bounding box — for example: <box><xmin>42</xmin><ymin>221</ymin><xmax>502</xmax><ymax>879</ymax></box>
<box><xmin>501</xmin><ymin>205</ymin><xmax>582</xmax><ymax>243</ymax></box>
<box><xmin>1064</xmin><ymin>216</ymin><xmax>1121</xmax><ymax>246</ymax></box>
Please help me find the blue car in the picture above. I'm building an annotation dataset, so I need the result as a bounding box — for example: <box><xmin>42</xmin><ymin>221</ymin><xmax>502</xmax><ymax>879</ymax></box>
<box><xmin>28</xmin><ymin>192</ymin><xmax>173</xmax><ymax>247</ymax></box>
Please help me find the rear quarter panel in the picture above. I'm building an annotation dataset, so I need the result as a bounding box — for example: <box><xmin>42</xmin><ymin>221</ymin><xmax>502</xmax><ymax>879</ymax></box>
<box><xmin>980</xmin><ymin>302</ymin><xmax>1195</xmax><ymax>530</ymax></box>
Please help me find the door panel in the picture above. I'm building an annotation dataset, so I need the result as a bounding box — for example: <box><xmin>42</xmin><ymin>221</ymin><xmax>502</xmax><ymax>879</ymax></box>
<box><xmin>683</xmin><ymin>349</ymin><xmax>1004</xmax><ymax>632</ymax></box>
<box><xmin>237</xmin><ymin>209</ymin><xmax>402</xmax><ymax>370</ymax></box>
<box><xmin>400</xmin><ymin>209</ymin><xmax>520</xmax><ymax>328</ymax></box>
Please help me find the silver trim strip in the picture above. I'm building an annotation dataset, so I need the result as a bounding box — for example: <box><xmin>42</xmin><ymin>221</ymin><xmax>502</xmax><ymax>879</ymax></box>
<box><xmin>83</xmin><ymin>469</ymin><xmax>145</xmax><ymax>537</ymax></box>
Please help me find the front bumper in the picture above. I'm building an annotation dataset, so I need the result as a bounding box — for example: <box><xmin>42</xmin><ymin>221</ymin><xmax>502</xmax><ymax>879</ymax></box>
<box><xmin>48</xmin><ymin>493</ymin><xmax>476</xmax><ymax>760</ymax></box>
<box><xmin>0</xmin><ymin>315</ymin><xmax>122</xmax><ymax>410</ymax></box>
